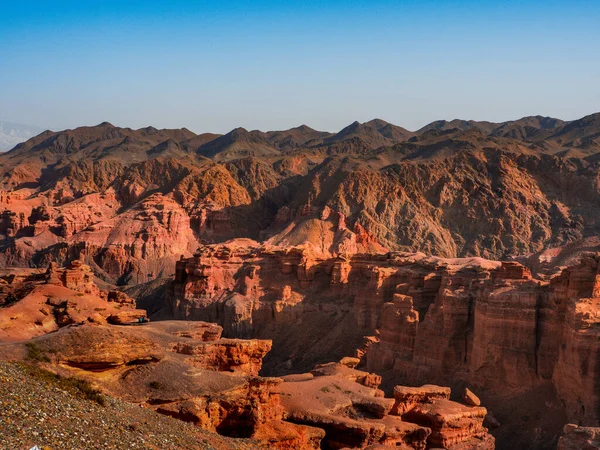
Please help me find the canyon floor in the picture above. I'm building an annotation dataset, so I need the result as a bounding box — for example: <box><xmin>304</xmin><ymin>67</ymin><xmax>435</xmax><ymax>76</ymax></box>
<box><xmin>1</xmin><ymin>115</ymin><xmax>600</xmax><ymax>449</ymax></box>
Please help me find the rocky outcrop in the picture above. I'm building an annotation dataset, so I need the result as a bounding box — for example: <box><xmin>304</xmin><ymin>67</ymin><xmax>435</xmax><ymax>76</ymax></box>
<box><xmin>1</xmin><ymin>305</ymin><xmax>495</xmax><ymax>450</ymax></box>
<box><xmin>391</xmin><ymin>385</ymin><xmax>451</xmax><ymax>415</ymax></box>
<box><xmin>557</xmin><ymin>424</ymin><xmax>600</xmax><ymax>450</ymax></box>
<box><xmin>0</xmin><ymin>189</ymin><xmax>198</xmax><ymax>286</ymax></box>
<box><xmin>0</xmin><ymin>210</ymin><xmax>28</xmax><ymax>237</ymax></box>
<box><xmin>549</xmin><ymin>257</ymin><xmax>600</xmax><ymax>426</ymax></box>
<box><xmin>310</xmin><ymin>361</ymin><xmax>383</xmax><ymax>390</ymax></box>
<box><xmin>363</xmin><ymin>256</ymin><xmax>600</xmax><ymax>435</ymax></box>
<box><xmin>33</xmin><ymin>325</ymin><xmax>163</xmax><ymax>370</ymax></box>
<box><xmin>278</xmin><ymin>361</ymin><xmax>493</xmax><ymax>449</ymax></box>
<box><xmin>46</xmin><ymin>260</ymin><xmax>99</xmax><ymax>295</ymax></box>
<box><xmin>0</xmin><ymin>261</ymin><xmax>145</xmax><ymax>341</ymax></box>
<box><xmin>403</xmin><ymin>399</ymin><xmax>493</xmax><ymax>449</ymax></box>
<box><xmin>264</xmin><ymin>205</ymin><xmax>388</xmax><ymax>256</ymax></box>
<box><xmin>171</xmin><ymin>338</ymin><xmax>272</xmax><ymax>375</ymax></box>
<box><xmin>279</xmin><ymin>374</ymin><xmax>417</xmax><ymax>449</ymax></box>
<box><xmin>5</xmin><ymin>321</ymin><xmax>320</xmax><ymax>449</ymax></box>
<box><xmin>67</xmin><ymin>193</ymin><xmax>199</xmax><ymax>284</ymax></box>
<box><xmin>171</xmin><ymin>242</ymin><xmax>600</xmax><ymax>448</ymax></box>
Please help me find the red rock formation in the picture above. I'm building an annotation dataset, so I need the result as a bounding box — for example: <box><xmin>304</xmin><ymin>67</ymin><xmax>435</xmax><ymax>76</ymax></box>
<box><xmin>265</xmin><ymin>205</ymin><xmax>388</xmax><ymax>257</ymax></box>
<box><xmin>46</xmin><ymin>260</ymin><xmax>99</xmax><ymax>295</ymax></box>
<box><xmin>403</xmin><ymin>399</ymin><xmax>493</xmax><ymax>449</ymax></box>
<box><xmin>391</xmin><ymin>385</ymin><xmax>451</xmax><ymax>415</ymax></box>
<box><xmin>171</xmin><ymin>242</ymin><xmax>600</xmax><ymax>448</ymax></box>
<box><xmin>278</xmin><ymin>370</ymin><xmax>428</xmax><ymax>449</ymax></box>
<box><xmin>1</xmin><ymin>289</ymin><xmax>497</xmax><ymax>450</ymax></box>
<box><xmin>0</xmin><ymin>261</ymin><xmax>145</xmax><ymax>341</ymax></box>
<box><xmin>66</xmin><ymin>193</ymin><xmax>199</xmax><ymax>284</ymax></box>
<box><xmin>549</xmin><ymin>258</ymin><xmax>600</xmax><ymax>426</ymax></box>
<box><xmin>2</xmin><ymin>117</ymin><xmax>600</xmax><ymax>273</ymax></box>
<box><xmin>2</xmin><ymin>119</ymin><xmax>600</xmax><ymax>448</ymax></box>
<box><xmin>557</xmin><ymin>424</ymin><xmax>600</xmax><ymax>450</ymax></box>
<box><xmin>0</xmin><ymin>210</ymin><xmax>28</xmax><ymax>237</ymax></box>
<box><xmin>277</xmin><ymin>361</ymin><xmax>493</xmax><ymax>449</ymax></box>
<box><xmin>172</xmin><ymin>338</ymin><xmax>272</xmax><ymax>375</ymax></box>
<box><xmin>310</xmin><ymin>361</ymin><xmax>383</xmax><ymax>390</ymax></box>
<box><xmin>0</xmin><ymin>188</ymin><xmax>200</xmax><ymax>285</ymax></box>
<box><xmin>2</xmin><ymin>320</ymin><xmax>318</xmax><ymax>449</ymax></box>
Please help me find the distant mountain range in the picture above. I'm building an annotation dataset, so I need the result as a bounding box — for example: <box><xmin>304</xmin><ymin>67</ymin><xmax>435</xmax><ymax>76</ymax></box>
<box><xmin>0</xmin><ymin>121</ymin><xmax>43</xmax><ymax>151</ymax></box>
<box><xmin>1</xmin><ymin>111</ymin><xmax>600</xmax><ymax>269</ymax></box>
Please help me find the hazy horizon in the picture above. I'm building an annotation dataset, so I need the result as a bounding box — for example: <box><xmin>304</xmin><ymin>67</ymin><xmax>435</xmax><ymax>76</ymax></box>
<box><xmin>2</xmin><ymin>0</ymin><xmax>599</xmax><ymax>134</ymax></box>
<box><xmin>3</xmin><ymin>111</ymin><xmax>600</xmax><ymax>138</ymax></box>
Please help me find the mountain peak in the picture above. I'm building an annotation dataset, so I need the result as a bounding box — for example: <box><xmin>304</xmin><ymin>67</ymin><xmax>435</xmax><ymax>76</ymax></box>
<box><xmin>140</xmin><ymin>126</ymin><xmax>159</xmax><ymax>134</ymax></box>
<box><xmin>227</xmin><ymin>127</ymin><xmax>251</xmax><ymax>139</ymax></box>
<box><xmin>293</xmin><ymin>124</ymin><xmax>314</xmax><ymax>132</ymax></box>
<box><xmin>364</xmin><ymin>118</ymin><xmax>390</xmax><ymax>127</ymax></box>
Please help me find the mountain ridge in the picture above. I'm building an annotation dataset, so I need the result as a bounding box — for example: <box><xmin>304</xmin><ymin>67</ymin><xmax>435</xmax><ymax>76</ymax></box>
<box><xmin>1</xmin><ymin>111</ymin><xmax>600</xmax><ymax>282</ymax></box>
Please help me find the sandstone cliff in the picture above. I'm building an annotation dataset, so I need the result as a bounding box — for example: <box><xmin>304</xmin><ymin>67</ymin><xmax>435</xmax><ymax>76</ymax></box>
<box><xmin>170</xmin><ymin>242</ymin><xmax>600</xmax><ymax>449</ymax></box>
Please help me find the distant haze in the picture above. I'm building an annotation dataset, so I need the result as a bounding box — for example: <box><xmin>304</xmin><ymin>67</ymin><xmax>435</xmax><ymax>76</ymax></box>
<box><xmin>1</xmin><ymin>1</ymin><xmax>600</xmax><ymax>134</ymax></box>
<box><xmin>0</xmin><ymin>122</ymin><xmax>43</xmax><ymax>152</ymax></box>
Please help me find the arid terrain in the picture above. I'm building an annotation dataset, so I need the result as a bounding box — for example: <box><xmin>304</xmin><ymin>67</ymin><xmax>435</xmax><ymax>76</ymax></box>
<box><xmin>1</xmin><ymin>114</ymin><xmax>600</xmax><ymax>450</ymax></box>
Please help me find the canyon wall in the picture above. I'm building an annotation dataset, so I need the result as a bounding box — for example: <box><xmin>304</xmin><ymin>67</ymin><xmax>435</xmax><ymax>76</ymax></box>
<box><xmin>169</xmin><ymin>241</ymin><xmax>600</xmax><ymax>448</ymax></box>
<box><xmin>1</xmin><ymin>259</ymin><xmax>497</xmax><ymax>450</ymax></box>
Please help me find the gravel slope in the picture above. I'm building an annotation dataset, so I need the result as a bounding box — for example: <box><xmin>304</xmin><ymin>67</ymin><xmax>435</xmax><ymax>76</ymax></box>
<box><xmin>0</xmin><ymin>361</ymin><xmax>255</xmax><ymax>450</ymax></box>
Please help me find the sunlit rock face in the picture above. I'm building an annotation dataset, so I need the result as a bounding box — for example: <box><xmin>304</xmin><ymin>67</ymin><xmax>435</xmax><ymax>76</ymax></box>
<box><xmin>171</xmin><ymin>242</ymin><xmax>599</xmax><ymax>448</ymax></box>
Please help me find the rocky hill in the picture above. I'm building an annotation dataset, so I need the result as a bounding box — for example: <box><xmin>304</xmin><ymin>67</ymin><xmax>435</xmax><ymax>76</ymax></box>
<box><xmin>0</xmin><ymin>113</ymin><xmax>600</xmax><ymax>285</ymax></box>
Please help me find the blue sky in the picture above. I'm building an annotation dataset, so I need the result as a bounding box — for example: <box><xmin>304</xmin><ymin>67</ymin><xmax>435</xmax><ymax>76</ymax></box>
<box><xmin>1</xmin><ymin>0</ymin><xmax>599</xmax><ymax>133</ymax></box>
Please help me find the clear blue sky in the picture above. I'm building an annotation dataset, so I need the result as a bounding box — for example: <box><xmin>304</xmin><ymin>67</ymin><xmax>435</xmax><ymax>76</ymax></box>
<box><xmin>1</xmin><ymin>0</ymin><xmax>599</xmax><ymax>133</ymax></box>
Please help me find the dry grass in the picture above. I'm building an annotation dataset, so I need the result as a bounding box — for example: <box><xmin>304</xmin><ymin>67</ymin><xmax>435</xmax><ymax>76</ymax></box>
<box><xmin>21</xmin><ymin>362</ymin><xmax>107</xmax><ymax>406</ymax></box>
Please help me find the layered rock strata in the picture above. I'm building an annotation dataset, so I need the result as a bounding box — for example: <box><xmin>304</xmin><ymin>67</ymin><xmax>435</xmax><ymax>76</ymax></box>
<box><xmin>278</xmin><ymin>362</ymin><xmax>493</xmax><ymax>449</ymax></box>
<box><xmin>1</xmin><ymin>318</ymin><xmax>493</xmax><ymax>449</ymax></box>
<box><xmin>171</xmin><ymin>242</ymin><xmax>600</xmax><ymax>447</ymax></box>
<box><xmin>0</xmin><ymin>259</ymin><xmax>146</xmax><ymax>341</ymax></box>
<box><xmin>2</xmin><ymin>321</ymin><xmax>321</xmax><ymax>449</ymax></box>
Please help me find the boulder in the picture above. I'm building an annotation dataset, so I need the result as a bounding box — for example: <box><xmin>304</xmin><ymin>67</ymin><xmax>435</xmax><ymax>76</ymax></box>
<box><xmin>463</xmin><ymin>387</ymin><xmax>481</xmax><ymax>406</ymax></box>
<box><xmin>391</xmin><ymin>385</ymin><xmax>451</xmax><ymax>416</ymax></box>
<box><xmin>403</xmin><ymin>399</ymin><xmax>494</xmax><ymax>449</ymax></box>
<box><xmin>557</xmin><ymin>425</ymin><xmax>600</xmax><ymax>450</ymax></box>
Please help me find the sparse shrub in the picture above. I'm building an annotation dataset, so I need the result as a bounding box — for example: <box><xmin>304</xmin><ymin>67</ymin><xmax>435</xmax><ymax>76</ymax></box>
<box><xmin>22</xmin><ymin>364</ymin><xmax>107</xmax><ymax>406</ymax></box>
<box><xmin>25</xmin><ymin>342</ymin><xmax>50</xmax><ymax>362</ymax></box>
<box><xmin>62</xmin><ymin>377</ymin><xmax>107</xmax><ymax>406</ymax></box>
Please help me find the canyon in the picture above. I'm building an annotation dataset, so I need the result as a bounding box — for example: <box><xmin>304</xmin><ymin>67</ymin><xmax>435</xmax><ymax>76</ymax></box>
<box><xmin>1</xmin><ymin>114</ymin><xmax>600</xmax><ymax>449</ymax></box>
<box><xmin>1</xmin><ymin>260</ymin><xmax>495</xmax><ymax>449</ymax></box>
<box><xmin>164</xmin><ymin>240</ymin><xmax>599</xmax><ymax>449</ymax></box>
